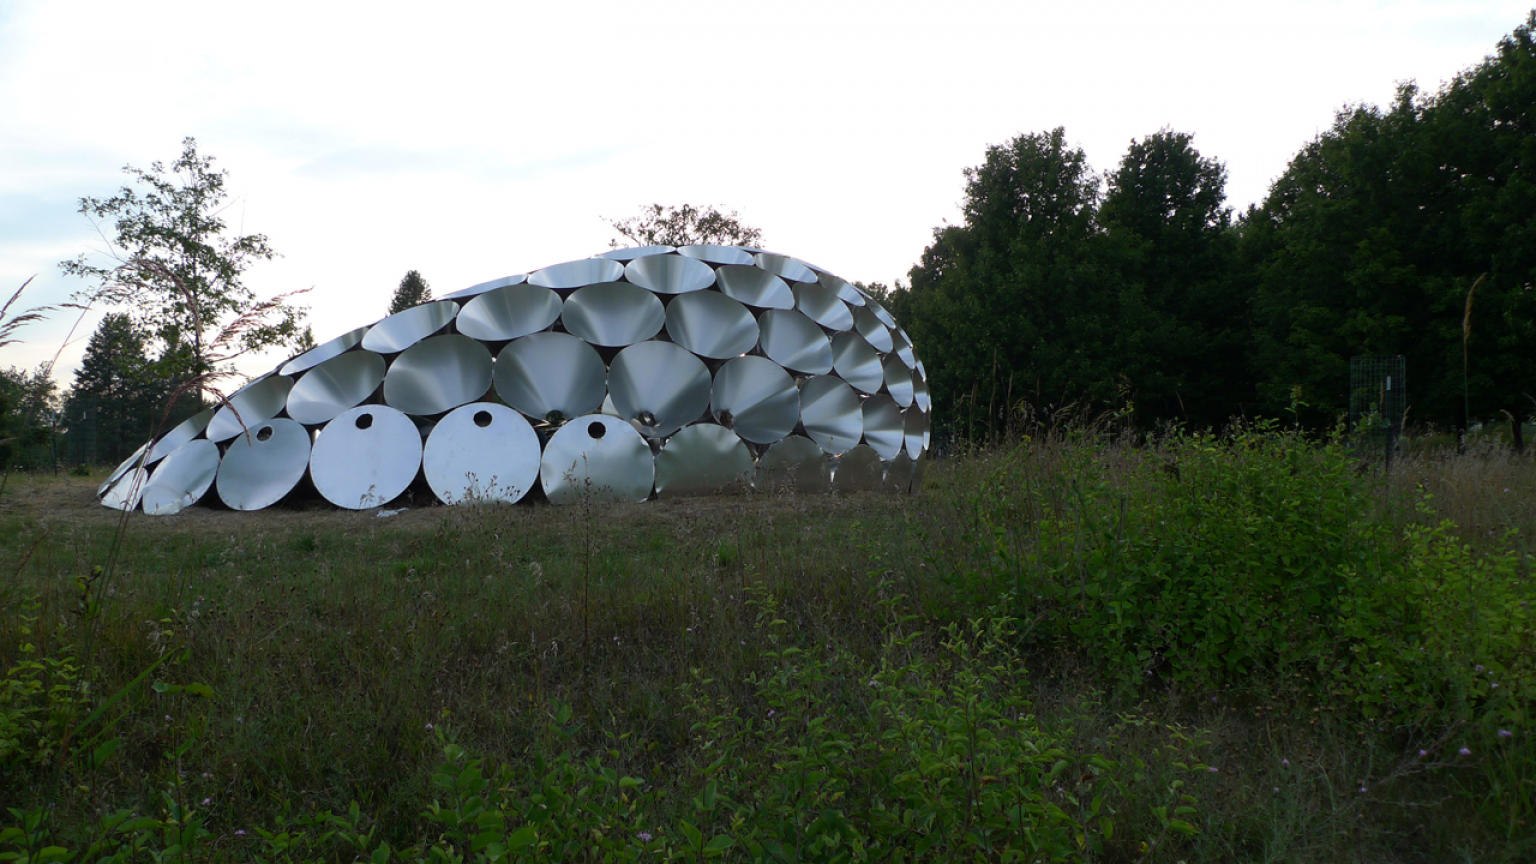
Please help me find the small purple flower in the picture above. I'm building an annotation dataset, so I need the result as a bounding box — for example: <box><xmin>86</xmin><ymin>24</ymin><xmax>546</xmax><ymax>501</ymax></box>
<box><xmin>201</xmin><ymin>798</ymin><xmax>211</xmax><ymax>806</ymax></box>
<box><xmin>1207</xmin><ymin>767</ymin><xmax>1219</xmax><ymax>773</ymax></box>
<box><xmin>1458</xmin><ymin>747</ymin><xmax>1472</xmax><ymax>756</ymax></box>
<box><xmin>1498</xmin><ymin>729</ymin><xmax>1512</xmax><ymax>738</ymax></box>
<box><xmin>235</xmin><ymin>830</ymin><xmax>247</xmax><ymax>837</ymax></box>
<box><xmin>1358</xmin><ymin>786</ymin><xmax>1366</xmax><ymax>793</ymax></box>
<box><xmin>1281</xmin><ymin>759</ymin><xmax>1290</xmax><ymax>767</ymax></box>
<box><xmin>1490</xmin><ymin>682</ymin><xmax>1499</xmax><ymax>689</ymax></box>
<box><xmin>1418</xmin><ymin>750</ymin><xmax>1428</xmax><ymax>757</ymax></box>
<box><xmin>638</xmin><ymin>832</ymin><xmax>653</xmax><ymax>843</ymax></box>
<box><xmin>425</xmin><ymin>723</ymin><xmax>435</xmax><ymax>731</ymax></box>
<box><xmin>1273</xmin><ymin>787</ymin><xmax>1279</xmax><ymax>793</ymax></box>
<box><xmin>164</xmin><ymin>715</ymin><xmax>172</xmax><ymax>722</ymax></box>
<box><xmin>767</xmin><ymin>709</ymin><xmax>775</xmax><ymax>717</ymax></box>
<box><xmin>236</xmin><ymin>716</ymin><xmax>244</xmax><ymax>724</ymax></box>
<box><xmin>1475</xmin><ymin>665</ymin><xmax>1485</xmax><ymax>672</ymax></box>
<box><xmin>1211</xmin><ymin>696</ymin><xmax>1219</xmax><ymax>703</ymax></box>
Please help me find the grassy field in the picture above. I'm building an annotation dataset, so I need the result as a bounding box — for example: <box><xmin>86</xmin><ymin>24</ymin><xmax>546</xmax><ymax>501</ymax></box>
<box><xmin>1</xmin><ymin>428</ymin><xmax>1532</xmax><ymax>862</ymax></box>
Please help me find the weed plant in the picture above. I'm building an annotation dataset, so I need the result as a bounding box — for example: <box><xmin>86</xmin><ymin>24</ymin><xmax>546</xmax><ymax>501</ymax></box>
<box><xmin>0</xmin><ymin>423</ymin><xmax>1531</xmax><ymax>862</ymax></box>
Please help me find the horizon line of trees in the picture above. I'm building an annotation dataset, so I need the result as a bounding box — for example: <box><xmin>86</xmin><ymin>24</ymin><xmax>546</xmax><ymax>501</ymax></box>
<box><xmin>889</xmin><ymin>12</ymin><xmax>1536</xmax><ymax>446</ymax></box>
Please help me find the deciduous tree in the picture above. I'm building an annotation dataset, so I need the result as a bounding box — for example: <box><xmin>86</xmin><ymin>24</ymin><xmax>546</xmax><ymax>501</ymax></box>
<box><xmin>607</xmin><ymin>204</ymin><xmax>763</xmax><ymax>248</ymax></box>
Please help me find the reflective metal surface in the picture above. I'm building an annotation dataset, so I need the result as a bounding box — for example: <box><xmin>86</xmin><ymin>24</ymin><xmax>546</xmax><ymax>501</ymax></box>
<box><xmin>217</xmin><ymin>418</ymin><xmax>312</xmax><ymax>511</ymax></box>
<box><xmin>793</xmin><ymin>282</ymin><xmax>854</xmax><ymax>331</ymax></box>
<box><xmin>540</xmin><ymin>414</ymin><xmax>654</xmax><ymax>504</ymax></box>
<box><xmin>861</xmin><ymin>395</ymin><xmax>904</xmax><ymax>459</ymax></box>
<box><xmin>884</xmin><ymin>451</ymin><xmax>914</xmax><ymax>493</ymax></box>
<box><xmin>677</xmin><ymin>244</ymin><xmax>754</xmax><ymax>265</ymax></box>
<box><xmin>758</xmin><ymin>435</ymin><xmax>830</xmax><ymax>493</ymax></box>
<box><xmin>625</xmin><ymin>254</ymin><xmax>715</xmax><ymax>294</ymax></box>
<box><xmin>608</xmin><ymin>341</ymin><xmax>711</xmax><ymax>438</ymax></box>
<box><xmin>904</xmin><ymin>405</ymin><xmax>927</xmax><ymax>460</ymax></box>
<box><xmin>883</xmin><ymin>354</ymin><xmax>915</xmax><ymax>407</ymax></box>
<box><xmin>494</xmin><ymin>332</ymin><xmax>607</xmax><ymax>423</ymax></box>
<box><xmin>561</xmin><ymin>282</ymin><xmax>665</xmax><ymax>346</ymax></box>
<box><xmin>286</xmin><ymin>350</ymin><xmax>386</xmax><ymax>426</ymax></box>
<box><xmin>119</xmin><ymin>245</ymin><xmax>929</xmax><ymax>514</ymax></box>
<box><xmin>866</xmin><ymin>296</ymin><xmax>897</xmax><ymax>328</ymax></box>
<box><xmin>440</xmin><ymin>273</ymin><xmax>525</xmax><ymax>301</ymax></box>
<box><xmin>361</xmin><ymin>300</ymin><xmax>459</xmax><ymax>353</ymax></box>
<box><xmin>819</xmin><ymin>272</ymin><xmax>865</xmax><ymax>306</ymax></box>
<box><xmin>711</xmin><ymin>356</ymin><xmax>799</xmax><ymax>445</ymax></box>
<box><xmin>384</xmin><ymin>335</ymin><xmax>493</xmax><ymax>416</ymax></box>
<box><xmin>833</xmin><ymin>444</ymin><xmax>884</xmax><ymax>492</ymax></box>
<box><xmin>799</xmin><ymin>375</ymin><xmax>862</xmax><ymax>455</ymax></box>
<box><xmin>146</xmin><ymin>409</ymin><xmax>213</xmax><ymax>465</ymax></box>
<box><xmin>423</xmin><ymin>402</ymin><xmax>540</xmax><ymax>504</ymax></box>
<box><xmin>715</xmin><ymin>265</ymin><xmax>794</xmax><ymax>310</ymax></box>
<box><xmin>100</xmin><ymin>459</ymin><xmax>150</xmax><ymax>511</ymax></box>
<box><xmin>456</xmin><ymin>283</ymin><xmax>562</xmax><ymax>342</ymax></box>
<box><xmin>141</xmin><ymin>441</ymin><xmax>217</xmax><ymax>515</ymax></box>
<box><xmin>758</xmin><ymin>309</ymin><xmax>833</xmax><ymax>374</ymax></box>
<box><xmin>100</xmin><ymin>442</ymin><xmax>150</xmax><ymax>497</ymax></box>
<box><xmin>852</xmin><ymin>304</ymin><xmax>894</xmax><ymax>353</ymax></box>
<box><xmin>528</xmin><ymin>258</ymin><xmax>624</xmax><ymax>289</ymax></box>
<box><xmin>754</xmin><ymin>252</ymin><xmax>818</xmax><ymax>283</ymax></box>
<box><xmin>599</xmin><ymin>245</ymin><xmax>675</xmax><ymax>261</ymax></box>
<box><xmin>654</xmin><ymin>424</ymin><xmax>755</xmax><ymax>498</ymax></box>
<box><xmin>310</xmin><ymin>405</ymin><xmax>423</xmax><ymax>509</ymax></box>
<box><xmin>208</xmin><ymin>375</ymin><xmax>294</xmax><ymax>442</ymax></box>
<box><xmin>891</xmin><ymin>328</ymin><xmax>916</xmax><ymax>368</ymax></box>
<box><xmin>281</xmin><ymin>326</ymin><xmax>369</xmax><ymax>376</ymax></box>
<box><xmin>665</xmin><ymin>290</ymin><xmax>758</xmax><ymax>359</ymax></box>
<box><xmin>831</xmin><ymin>331</ymin><xmax>882</xmax><ymax>394</ymax></box>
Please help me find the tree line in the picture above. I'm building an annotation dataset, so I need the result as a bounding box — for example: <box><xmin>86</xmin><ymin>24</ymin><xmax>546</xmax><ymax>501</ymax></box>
<box><xmin>889</xmin><ymin>13</ymin><xmax>1536</xmax><ymax>445</ymax></box>
<box><xmin>7</xmin><ymin>16</ymin><xmax>1532</xmax><ymax>470</ymax></box>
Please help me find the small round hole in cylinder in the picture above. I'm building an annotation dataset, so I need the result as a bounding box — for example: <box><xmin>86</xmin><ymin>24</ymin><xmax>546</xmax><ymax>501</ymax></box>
<box><xmin>256</xmin><ymin>426</ymin><xmax>274</xmax><ymax>442</ymax></box>
<box><xmin>587</xmin><ymin>421</ymin><xmax>606</xmax><ymax>439</ymax></box>
<box><xmin>474</xmin><ymin>410</ymin><xmax>493</xmax><ymax>428</ymax></box>
<box><xmin>355</xmin><ymin>413</ymin><xmax>374</xmax><ymax>430</ymax></box>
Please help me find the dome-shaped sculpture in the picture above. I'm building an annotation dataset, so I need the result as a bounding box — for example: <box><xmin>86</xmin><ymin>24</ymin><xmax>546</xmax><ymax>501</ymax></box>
<box><xmin>97</xmin><ymin>246</ymin><xmax>932</xmax><ymax>514</ymax></box>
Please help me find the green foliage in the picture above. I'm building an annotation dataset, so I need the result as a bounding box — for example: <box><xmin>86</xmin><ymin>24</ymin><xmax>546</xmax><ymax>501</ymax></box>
<box><xmin>58</xmin><ymin>314</ymin><xmax>172</xmax><ymax>467</ymax></box>
<box><xmin>0</xmin><ymin>367</ymin><xmax>56</xmax><ymax>471</ymax></box>
<box><xmin>0</xmin><ymin>599</ymin><xmax>84</xmax><ymax>767</ymax></box>
<box><xmin>58</xmin><ymin>137</ymin><xmax>307</xmax><ymax>384</ymax></box>
<box><xmin>388</xmin><ymin>271</ymin><xmax>433</xmax><ymax>316</ymax></box>
<box><xmin>607</xmin><ymin>204</ymin><xmax>763</xmax><ymax>249</ymax></box>
<box><xmin>1244</xmin><ymin>11</ymin><xmax>1536</xmax><ymax>429</ymax></box>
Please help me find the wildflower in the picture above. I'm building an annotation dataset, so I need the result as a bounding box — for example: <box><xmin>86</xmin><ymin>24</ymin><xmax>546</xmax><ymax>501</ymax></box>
<box><xmin>1458</xmin><ymin>747</ymin><xmax>1472</xmax><ymax>756</ymax></box>
<box><xmin>1207</xmin><ymin>767</ymin><xmax>1219</xmax><ymax>773</ymax></box>
<box><xmin>1475</xmin><ymin>665</ymin><xmax>1485</xmax><ymax>672</ymax></box>
<box><xmin>638</xmin><ymin>832</ymin><xmax>653</xmax><ymax>843</ymax></box>
<box><xmin>1491</xmin><ymin>682</ymin><xmax>1499</xmax><ymax>689</ymax></box>
<box><xmin>1418</xmin><ymin>750</ymin><xmax>1428</xmax><ymax>757</ymax></box>
<box><xmin>767</xmin><ymin>709</ymin><xmax>775</xmax><ymax>717</ymax></box>
<box><xmin>236</xmin><ymin>830</ymin><xmax>247</xmax><ymax>837</ymax></box>
<box><xmin>236</xmin><ymin>716</ymin><xmax>244</xmax><ymax>724</ymax></box>
<box><xmin>201</xmin><ymin>798</ymin><xmax>211</xmax><ymax>806</ymax></box>
<box><xmin>164</xmin><ymin>715</ymin><xmax>172</xmax><ymax>722</ymax></box>
<box><xmin>1273</xmin><ymin>787</ymin><xmax>1279</xmax><ymax>793</ymax></box>
<box><xmin>1498</xmin><ymin>730</ymin><xmax>1512</xmax><ymax>738</ymax></box>
<box><xmin>1211</xmin><ymin>696</ymin><xmax>1218</xmax><ymax>702</ymax></box>
<box><xmin>1281</xmin><ymin>759</ymin><xmax>1290</xmax><ymax>767</ymax></box>
<box><xmin>425</xmin><ymin>723</ymin><xmax>435</xmax><ymax>731</ymax></box>
<box><xmin>1358</xmin><ymin>786</ymin><xmax>1366</xmax><ymax>793</ymax></box>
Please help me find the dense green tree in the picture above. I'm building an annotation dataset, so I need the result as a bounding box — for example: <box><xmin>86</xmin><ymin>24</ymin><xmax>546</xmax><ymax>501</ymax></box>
<box><xmin>1101</xmin><ymin>130</ymin><xmax>1245</xmax><ymax>426</ymax></box>
<box><xmin>607</xmin><ymin>204</ymin><xmax>763</xmax><ymax>248</ymax></box>
<box><xmin>903</xmin><ymin>128</ymin><xmax>1133</xmax><ymax>437</ymax></box>
<box><xmin>59</xmin><ymin>314</ymin><xmax>168</xmax><ymax>466</ymax></box>
<box><xmin>59</xmin><ymin>137</ymin><xmax>308</xmax><ymax>399</ymax></box>
<box><xmin>1243</xmin><ymin>12</ymin><xmax>1536</xmax><ymax>432</ymax></box>
<box><xmin>0</xmin><ymin>365</ymin><xmax>58</xmax><ymax>471</ymax></box>
<box><xmin>387</xmin><ymin>270</ymin><xmax>433</xmax><ymax>315</ymax></box>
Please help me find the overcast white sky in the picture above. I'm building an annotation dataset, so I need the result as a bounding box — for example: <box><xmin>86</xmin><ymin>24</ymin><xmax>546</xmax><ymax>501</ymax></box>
<box><xmin>2</xmin><ymin>0</ymin><xmax>1531</xmax><ymax>387</ymax></box>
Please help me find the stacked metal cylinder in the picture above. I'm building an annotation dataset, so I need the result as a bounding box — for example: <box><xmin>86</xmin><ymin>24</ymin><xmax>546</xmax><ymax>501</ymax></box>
<box><xmin>97</xmin><ymin>246</ymin><xmax>932</xmax><ymax>514</ymax></box>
